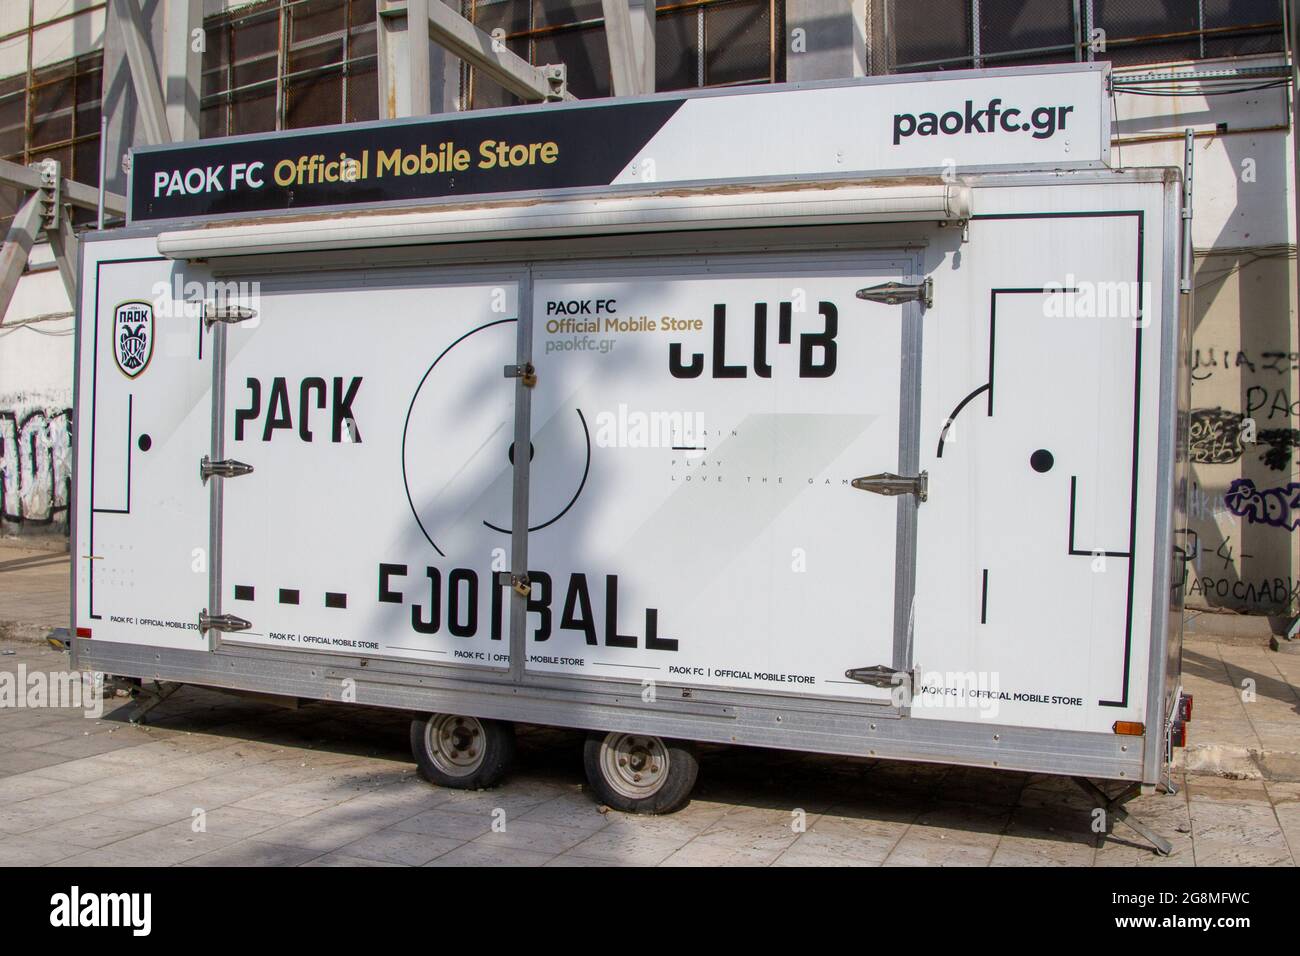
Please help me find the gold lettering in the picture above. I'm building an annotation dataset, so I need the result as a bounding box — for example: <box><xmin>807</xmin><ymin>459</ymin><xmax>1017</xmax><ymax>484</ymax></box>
<box><xmin>376</xmin><ymin>149</ymin><xmax>401</xmax><ymax>177</ymax></box>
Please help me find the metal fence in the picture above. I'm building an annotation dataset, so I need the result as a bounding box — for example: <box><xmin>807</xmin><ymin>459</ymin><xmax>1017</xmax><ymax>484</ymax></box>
<box><xmin>200</xmin><ymin>0</ymin><xmax>380</xmax><ymax>139</ymax></box>
<box><xmin>468</xmin><ymin>0</ymin><xmax>782</xmax><ymax>108</ymax></box>
<box><xmin>874</xmin><ymin>0</ymin><xmax>1286</xmax><ymax>74</ymax></box>
<box><xmin>0</xmin><ymin>53</ymin><xmax>103</xmax><ymax>230</ymax></box>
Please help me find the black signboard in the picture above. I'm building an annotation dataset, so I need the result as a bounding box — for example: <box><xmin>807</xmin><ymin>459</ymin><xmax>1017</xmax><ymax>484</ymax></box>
<box><xmin>130</xmin><ymin>99</ymin><xmax>685</xmax><ymax>223</ymax></box>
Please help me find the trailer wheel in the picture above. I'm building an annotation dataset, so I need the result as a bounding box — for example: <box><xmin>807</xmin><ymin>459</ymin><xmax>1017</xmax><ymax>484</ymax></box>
<box><xmin>410</xmin><ymin>714</ymin><xmax>515</xmax><ymax>790</ymax></box>
<box><xmin>583</xmin><ymin>732</ymin><xmax>698</xmax><ymax>814</ymax></box>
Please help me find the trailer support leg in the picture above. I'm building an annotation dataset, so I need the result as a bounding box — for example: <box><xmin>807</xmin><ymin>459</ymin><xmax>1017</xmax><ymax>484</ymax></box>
<box><xmin>1074</xmin><ymin>778</ymin><xmax>1173</xmax><ymax>856</ymax></box>
<box><xmin>127</xmin><ymin>680</ymin><xmax>182</xmax><ymax>725</ymax></box>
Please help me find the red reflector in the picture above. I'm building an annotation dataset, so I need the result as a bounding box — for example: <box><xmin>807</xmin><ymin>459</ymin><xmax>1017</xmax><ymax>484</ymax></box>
<box><xmin>75</xmin><ymin>627</ymin><xmax>92</xmax><ymax>638</ymax></box>
<box><xmin>1170</xmin><ymin>723</ymin><xmax>1187</xmax><ymax>748</ymax></box>
<box><xmin>1179</xmin><ymin>694</ymin><xmax>1193</xmax><ymax>722</ymax></box>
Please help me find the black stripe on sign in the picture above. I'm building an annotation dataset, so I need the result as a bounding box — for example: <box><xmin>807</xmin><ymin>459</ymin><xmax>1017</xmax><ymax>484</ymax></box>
<box><xmin>325</xmin><ymin>592</ymin><xmax>347</xmax><ymax>609</ymax></box>
<box><xmin>980</xmin><ymin>570</ymin><xmax>989</xmax><ymax>624</ymax></box>
<box><xmin>279</xmin><ymin>589</ymin><xmax>300</xmax><ymax>605</ymax></box>
<box><xmin>130</xmin><ymin>99</ymin><xmax>687</xmax><ymax>222</ymax></box>
<box><xmin>234</xmin><ymin>585</ymin><xmax>255</xmax><ymax>601</ymax></box>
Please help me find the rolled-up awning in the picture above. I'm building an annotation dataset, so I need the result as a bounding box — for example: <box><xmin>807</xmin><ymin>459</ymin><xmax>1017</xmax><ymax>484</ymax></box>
<box><xmin>156</xmin><ymin>181</ymin><xmax>972</xmax><ymax>260</ymax></box>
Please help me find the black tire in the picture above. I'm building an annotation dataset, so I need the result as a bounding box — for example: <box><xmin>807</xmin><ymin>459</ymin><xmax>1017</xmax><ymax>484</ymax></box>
<box><xmin>410</xmin><ymin>713</ymin><xmax>515</xmax><ymax>790</ymax></box>
<box><xmin>583</xmin><ymin>731</ymin><xmax>699</xmax><ymax>814</ymax></box>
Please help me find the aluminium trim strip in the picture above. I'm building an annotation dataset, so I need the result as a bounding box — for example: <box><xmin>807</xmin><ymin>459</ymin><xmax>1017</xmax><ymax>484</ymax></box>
<box><xmin>155</xmin><ymin>184</ymin><xmax>973</xmax><ymax>260</ymax></box>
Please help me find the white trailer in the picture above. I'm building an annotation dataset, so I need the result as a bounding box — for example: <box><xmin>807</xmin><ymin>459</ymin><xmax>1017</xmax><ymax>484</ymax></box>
<box><xmin>70</xmin><ymin>64</ymin><xmax>1191</xmax><ymax>848</ymax></box>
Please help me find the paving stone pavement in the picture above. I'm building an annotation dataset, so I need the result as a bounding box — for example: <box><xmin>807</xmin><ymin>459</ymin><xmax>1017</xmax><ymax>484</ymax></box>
<box><xmin>1</xmin><ymin>638</ymin><xmax>1297</xmax><ymax>866</ymax></box>
<box><xmin>1176</xmin><ymin>623</ymin><xmax>1300</xmax><ymax>783</ymax></box>
<box><xmin>0</xmin><ymin>542</ymin><xmax>69</xmax><ymax>639</ymax></box>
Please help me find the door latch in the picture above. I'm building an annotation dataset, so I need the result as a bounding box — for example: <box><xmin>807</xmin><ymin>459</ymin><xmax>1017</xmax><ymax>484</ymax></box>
<box><xmin>845</xmin><ymin>665</ymin><xmax>912</xmax><ymax>691</ymax></box>
<box><xmin>851</xmin><ymin>471</ymin><xmax>928</xmax><ymax>501</ymax></box>
<box><xmin>855</xmin><ymin>278</ymin><xmax>933</xmax><ymax>308</ymax></box>
<box><xmin>200</xmin><ymin>455</ymin><xmax>254</xmax><ymax>483</ymax></box>
<box><xmin>203</xmin><ymin>303</ymin><xmax>258</xmax><ymax>328</ymax></box>
<box><xmin>504</xmin><ymin>363</ymin><xmax>537</xmax><ymax>387</ymax></box>
<box><xmin>198</xmin><ymin>610</ymin><xmax>251</xmax><ymax>634</ymax></box>
<box><xmin>495</xmin><ymin>571</ymin><xmax>533</xmax><ymax>597</ymax></box>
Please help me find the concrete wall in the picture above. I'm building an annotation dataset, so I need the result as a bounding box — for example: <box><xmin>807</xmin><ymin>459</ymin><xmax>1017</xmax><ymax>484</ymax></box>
<box><xmin>1184</xmin><ymin>249</ymin><xmax>1298</xmax><ymax>614</ymax></box>
<box><xmin>0</xmin><ymin>248</ymin><xmax>73</xmax><ymax>534</ymax></box>
<box><xmin>2</xmin><ymin>2</ymin><xmax>109</xmax><ymax>535</ymax></box>
<box><xmin>1107</xmin><ymin>55</ymin><xmax>1299</xmax><ymax>616</ymax></box>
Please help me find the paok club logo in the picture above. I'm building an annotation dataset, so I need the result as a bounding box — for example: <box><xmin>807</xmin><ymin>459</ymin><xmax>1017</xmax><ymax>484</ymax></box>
<box><xmin>113</xmin><ymin>301</ymin><xmax>154</xmax><ymax>378</ymax></box>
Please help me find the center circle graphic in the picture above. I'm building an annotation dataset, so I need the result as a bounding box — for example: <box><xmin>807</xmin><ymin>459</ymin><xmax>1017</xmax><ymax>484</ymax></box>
<box><xmin>401</xmin><ymin>319</ymin><xmax>590</xmax><ymax>558</ymax></box>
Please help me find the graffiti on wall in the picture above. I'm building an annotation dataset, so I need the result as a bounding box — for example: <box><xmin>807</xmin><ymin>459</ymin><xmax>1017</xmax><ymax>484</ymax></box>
<box><xmin>1184</xmin><ymin>248</ymin><xmax>1300</xmax><ymax>616</ymax></box>
<box><xmin>1189</xmin><ymin>406</ymin><xmax>1300</xmax><ymax>473</ymax></box>
<box><xmin>1191</xmin><ymin>344</ymin><xmax>1300</xmax><ymax>470</ymax></box>
<box><xmin>1224</xmin><ymin>477</ymin><xmax>1300</xmax><ymax>531</ymax></box>
<box><xmin>1192</xmin><ymin>347</ymin><xmax>1299</xmax><ymax>381</ymax></box>
<box><xmin>0</xmin><ymin>408</ymin><xmax>73</xmax><ymax>526</ymax></box>
<box><xmin>1187</xmin><ymin>573</ymin><xmax>1300</xmax><ymax>608</ymax></box>
<box><xmin>1189</xmin><ymin>407</ymin><xmax>1244</xmax><ymax>464</ymax></box>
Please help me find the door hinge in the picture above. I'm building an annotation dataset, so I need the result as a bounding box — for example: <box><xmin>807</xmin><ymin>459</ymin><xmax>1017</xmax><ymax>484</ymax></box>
<box><xmin>851</xmin><ymin>470</ymin><xmax>928</xmax><ymax>501</ymax></box>
<box><xmin>200</xmin><ymin>455</ymin><xmax>254</xmax><ymax>483</ymax></box>
<box><xmin>198</xmin><ymin>610</ymin><xmax>251</xmax><ymax>634</ymax></box>
<box><xmin>203</xmin><ymin>303</ymin><xmax>258</xmax><ymax>328</ymax></box>
<box><xmin>855</xmin><ymin>277</ymin><xmax>933</xmax><ymax>308</ymax></box>
<box><xmin>503</xmin><ymin>363</ymin><xmax>537</xmax><ymax>387</ymax></box>
<box><xmin>845</xmin><ymin>664</ymin><xmax>912</xmax><ymax>691</ymax></box>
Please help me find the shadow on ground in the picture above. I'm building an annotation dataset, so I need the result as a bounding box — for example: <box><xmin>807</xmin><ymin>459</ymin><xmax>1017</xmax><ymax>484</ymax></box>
<box><xmin>1182</xmin><ymin>646</ymin><xmax>1300</xmax><ymax>717</ymax></box>
<box><xmin>101</xmin><ymin>683</ymin><xmax>1138</xmax><ymax>852</ymax></box>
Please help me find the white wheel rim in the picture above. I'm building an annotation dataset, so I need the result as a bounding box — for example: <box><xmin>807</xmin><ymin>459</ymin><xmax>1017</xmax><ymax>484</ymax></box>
<box><xmin>424</xmin><ymin>714</ymin><xmax>486</xmax><ymax>777</ymax></box>
<box><xmin>599</xmin><ymin>733</ymin><xmax>669</xmax><ymax>800</ymax></box>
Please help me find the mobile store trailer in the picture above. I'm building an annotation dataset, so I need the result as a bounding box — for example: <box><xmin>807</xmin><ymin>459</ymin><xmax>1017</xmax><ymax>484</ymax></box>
<box><xmin>70</xmin><ymin>62</ymin><xmax>1192</xmax><ymax>849</ymax></box>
